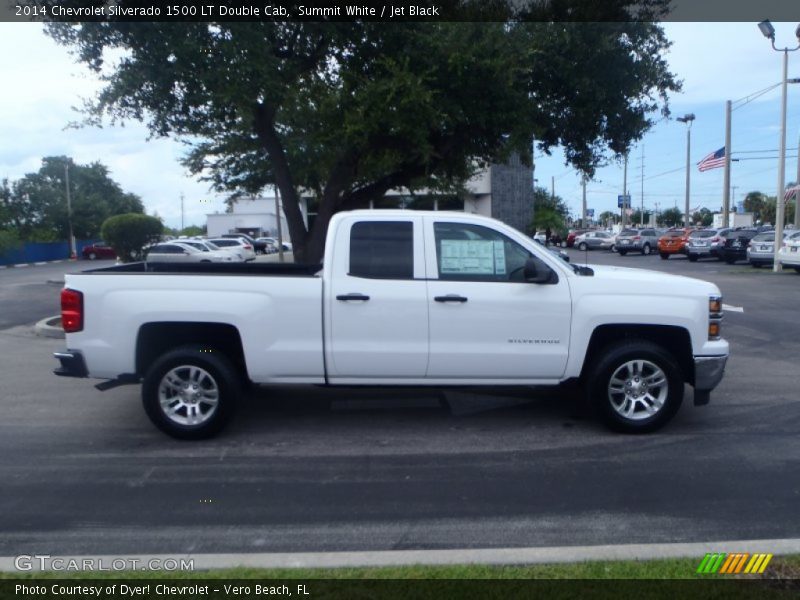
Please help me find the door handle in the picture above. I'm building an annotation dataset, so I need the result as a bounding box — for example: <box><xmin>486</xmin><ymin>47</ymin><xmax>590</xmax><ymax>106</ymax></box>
<box><xmin>434</xmin><ymin>295</ymin><xmax>468</xmax><ymax>303</ymax></box>
<box><xmin>336</xmin><ymin>293</ymin><xmax>370</xmax><ymax>302</ymax></box>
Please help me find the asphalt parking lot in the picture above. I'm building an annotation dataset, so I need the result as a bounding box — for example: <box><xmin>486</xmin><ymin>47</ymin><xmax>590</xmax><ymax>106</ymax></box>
<box><xmin>0</xmin><ymin>253</ymin><xmax>798</xmax><ymax>556</ymax></box>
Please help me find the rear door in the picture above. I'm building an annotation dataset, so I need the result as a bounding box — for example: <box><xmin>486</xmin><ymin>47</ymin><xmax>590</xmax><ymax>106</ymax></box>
<box><xmin>423</xmin><ymin>216</ymin><xmax>572</xmax><ymax>381</ymax></box>
<box><xmin>326</xmin><ymin>216</ymin><xmax>429</xmax><ymax>380</ymax></box>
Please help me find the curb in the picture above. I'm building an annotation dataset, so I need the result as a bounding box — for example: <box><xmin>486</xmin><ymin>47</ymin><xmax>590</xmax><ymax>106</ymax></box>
<box><xmin>34</xmin><ymin>315</ymin><xmax>65</xmax><ymax>339</ymax></box>
<box><xmin>2</xmin><ymin>538</ymin><xmax>799</xmax><ymax>572</ymax></box>
<box><xmin>0</xmin><ymin>259</ymin><xmax>70</xmax><ymax>269</ymax></box>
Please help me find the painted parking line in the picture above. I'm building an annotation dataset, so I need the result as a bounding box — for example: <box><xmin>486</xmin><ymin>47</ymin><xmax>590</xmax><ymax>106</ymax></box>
<box><xmin>722</xmin><ymin>304</ymin><xmax>744</xmax><ymax>313</ymax></box>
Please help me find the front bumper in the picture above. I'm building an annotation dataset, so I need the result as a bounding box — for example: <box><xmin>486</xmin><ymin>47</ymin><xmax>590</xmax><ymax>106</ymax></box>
<box><xmin>694</xmin><ymin>355</ymin><xmax>727</xmax><ymax>391</ymax></box>
<box><xmin>53</xmin><ymin>350</ymin><xmax>88</xmax><ymax>378</ymax></box>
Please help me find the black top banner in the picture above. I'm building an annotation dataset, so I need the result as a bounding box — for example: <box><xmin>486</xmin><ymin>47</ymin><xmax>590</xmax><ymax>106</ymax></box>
<box><xmin>2</xmin><ymin>0</ymin><xmax>799</xmax><ymax>23</ymax></box>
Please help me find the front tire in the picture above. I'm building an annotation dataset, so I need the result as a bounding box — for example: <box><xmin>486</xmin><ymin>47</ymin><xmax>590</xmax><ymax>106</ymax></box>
<box><xmin>659</xmin><ymin>252</ymin><xmax>669</xmax><ymax>260</ymax></box>
<box><xmin>688</xmin><ymin>255</ymin><xmax>698</xmax><ymax>262</ymax></box>
<box><xmin>88</xmin><ymin>252</ymin><xmax>97</xmax><ymax>260</ymax></box>
<box><xmin>642</xmin><ymin>244</ymin><xmax>651</xmax><ymax>256</ymax></box>
<box><xmin>585</xmin><ymin>340</ymin><xmax>684</xmax><ymax>433</ymax></box>
<box><xmin>578</xmin><ymin>242</ymin><xmax>588</xmax><ymax>251</ymax></box>
<box><xmin>618</xmin><ymin>250</ymin><xmax>628</xmax><ymax>256</ymax></box>
<box><xmin>142</xmin><ymin>345</ymin><xmax>241</xmax><ymax>439</ymax></box>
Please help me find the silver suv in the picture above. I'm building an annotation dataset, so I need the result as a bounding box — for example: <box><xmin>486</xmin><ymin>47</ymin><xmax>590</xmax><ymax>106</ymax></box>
<box><xmin>615</xmin><ymin>228</ymin><xmax>658</xmax><ymax>255</ymax></box>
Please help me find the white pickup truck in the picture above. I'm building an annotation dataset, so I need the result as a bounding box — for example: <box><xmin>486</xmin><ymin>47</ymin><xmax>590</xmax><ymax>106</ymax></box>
<box><xmin>54</xmin><ymin>210</ymin><xmax>728</xmax><ymax>438</ymax></box>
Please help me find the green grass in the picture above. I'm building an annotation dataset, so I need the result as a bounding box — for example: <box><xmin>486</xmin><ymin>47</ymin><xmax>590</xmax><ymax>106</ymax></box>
<box><xmin>4</xmin><ymin>555</ymin><xmax>799</xmax><ymax>580</ymax></box>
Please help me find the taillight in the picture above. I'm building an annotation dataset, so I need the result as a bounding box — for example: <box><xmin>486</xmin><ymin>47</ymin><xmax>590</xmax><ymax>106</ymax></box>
<box><xmin>61</xmin><ymin>289</ymin><xmax>83</xmax><ymax>333</ymax></box>
<box><xmin>711</xmin><ymin>237</ymin><xmax>720</xmax><ymax>242</ymax></box>
<box><xmin>633</xmin><ymin>235</ymin><xmax>641</xmax><ymax>240</ymax></box>
<box><xmin>243</xmin><ymin>244</ymin><xmax>252</xmax><ymax>250</ymax></box>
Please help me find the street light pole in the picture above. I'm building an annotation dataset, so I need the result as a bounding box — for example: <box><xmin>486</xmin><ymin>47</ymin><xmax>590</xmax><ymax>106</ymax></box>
<box><xmin>676</xmin><ymin>114</ymin><xmax>695</xmax><ymax>228</ymax></box>
<box><xmin>758</xmin><ymin>20</ymin><xmax>800</xmax><ymax>272</ymax></box>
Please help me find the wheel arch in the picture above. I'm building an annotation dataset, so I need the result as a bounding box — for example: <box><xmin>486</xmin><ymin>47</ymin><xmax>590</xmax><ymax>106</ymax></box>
<box><xmin>580</xmin><ymin>324</ymin><xmax>694</xmax><ymax>385</ymax></box>
<box><xmin>136</xmin><ymin>322</ymin><xmax>249</xmax><ymax>381</ymax></box>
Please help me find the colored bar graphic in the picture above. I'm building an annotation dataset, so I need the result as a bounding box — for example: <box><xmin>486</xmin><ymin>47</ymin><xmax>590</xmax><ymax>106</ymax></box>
<box><xmin>699</xmin><ymin>553</ymin><xmax>774</xmax><ymax>575</ymax></box>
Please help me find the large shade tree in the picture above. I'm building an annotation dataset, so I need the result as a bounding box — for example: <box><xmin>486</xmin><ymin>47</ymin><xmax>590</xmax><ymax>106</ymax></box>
<box><xmin>44</xmin><ymin>2</ymin><xmax>680</xmax><ymax>262</ymax></box>
<box><xmin>4</xmin><ymin>156</ymin><xmax>143</xmax><ymax>240</ymax></box>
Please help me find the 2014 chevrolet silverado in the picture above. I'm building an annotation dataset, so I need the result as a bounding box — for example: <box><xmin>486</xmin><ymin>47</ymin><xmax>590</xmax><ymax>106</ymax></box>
<box><xmin>54</xmin><ymin>211</ymin><xmax>728</xmax><ymax>439</ymax></box>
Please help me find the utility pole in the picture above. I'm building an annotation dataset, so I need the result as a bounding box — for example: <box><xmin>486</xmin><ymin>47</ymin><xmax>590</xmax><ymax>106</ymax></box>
<box><xmin>622</xmin><ymin>154</ymin><xmax>628</xmax><ymax>228</ymax></box>
<box><xmin>731</xmin><ymin>185</ymin><xmax>738</xmax><ymax>212</ymax></box>
<box><xmin>640</xmin><ymin>145</ymin><xmax>645</xmax><ymax>226</ymax></box>
<box><xmin>723</xmin><ymin>100</ymin><xmax>732</xmax><ymax>228</ymax></box>
<box><xmin>180</xmin><ymin>193</ymin><xmax>185</xmax><ymax>232</ymax></box>
<box><xmin>795</xmin><ymin>133</ymin><xmax>800</xmax><ymax>227</ymax></box>
<box><xmin>551</xmin><ymin>175</ymin><xmax>555</xmax><ymax>204</ymax></box>
<box><xmin>581</xmin><ymin>175</ymin><xmax>587</xmax><ymax>227</ymax></box>
<box><xmin>275</xmin><ymin>187</ymin><xmax>284</xmax><ymax>262</ymax></box>
<box><xmin>64</xmin><ymin>162</ymin><xmax>76</xmax><ymax>260</ymax></box>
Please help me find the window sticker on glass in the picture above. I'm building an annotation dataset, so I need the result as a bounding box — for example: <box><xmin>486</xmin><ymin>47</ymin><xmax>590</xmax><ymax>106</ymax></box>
<box><xmin>440</xmin><ymin>240</ymin><xmax>506</xmax><ymax>275</ymax></box>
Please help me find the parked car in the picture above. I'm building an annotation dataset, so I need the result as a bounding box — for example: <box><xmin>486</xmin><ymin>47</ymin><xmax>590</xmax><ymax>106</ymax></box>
<box><xmin>175</xmin><ymin>240</ymin><xmax>245</xmax><ymax>262</ymax></box>
<box><xmin>206</xmin><ymin>238</ymin><xmax>257</xmax><ymax>262</ymax></box>
<box><xmin>686</xmin><ymin>229</ymin><xmax>731</xmax><ymax>262</ymax></box>
<box><xmin>775</xmin><ymin>231</ymin><xmax>800</xmax><ymax>272</ymax></box>
<box><xmin>657</xmin><ymin>228</ymin><xmax>694</xmax><ymax>260</ymax></box>
<box><xmin>747</xmin><ymin>231</ymin><xmax>782</xmax><ymax>268</ymax></box>
<box><xmin>222</xmin><ymin>233</ymin><xmax>268</xmax><ymax>255</ymax></box>
<box><xmin>615</xmin><ymin>228</ymin><xmax>658</xmax><ymax>255</ymax></box>
<box><xmin>565</xmin><ymin>229</ymin><xmax>590</xmax><ymax>248</ymax></box>
<box><xmin>720</xmin><ymin>230</ymin><xmax>758</xmax><ymax>264</ymax></box>
<box><xmin>145</xmin><ymin>242</ymin><xmax>237</xmax><ymax>263</ymax></box>
<box><xmin>574</xmin><ymin>231</ymin><xmax>615</xmax><ymax>251</ymax></box>
<box><xmin>256</xmin><ymin>238</ymin><xmax>278</xmax><ymax>254</ymax></box>
<box><xmin>54</xmin><ymin>209</ymin><xmax>728</xmax><ymax>438</ymax></box>
<box><xmin>257</xmin><ymin>237</ymin><xmax>292</xmax><ymax>252</ymax></box>
<box><xmin>81</xmin><ymin>242</ymin><xmax>116</xmax><ymax>260</ymax></box>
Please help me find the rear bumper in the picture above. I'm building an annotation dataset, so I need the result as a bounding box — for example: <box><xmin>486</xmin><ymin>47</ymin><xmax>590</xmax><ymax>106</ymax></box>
<box><xmin>53</xmin><ymin>350</ymin><xmax>88</xmax><ymax>378</ymax></box>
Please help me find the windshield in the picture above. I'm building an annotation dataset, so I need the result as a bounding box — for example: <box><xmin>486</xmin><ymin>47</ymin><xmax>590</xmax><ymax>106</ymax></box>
<box><xmin>690</xmin><ymin>230</ymin><xmax>715</xmax><ymax>238</ymax></box>
<box><xmin>620</xmin><ymin>229</ymin><xmax>637</xmax><ymax>236</ymax></box>
<box><xmin>752</xmin><ymin>233</ymin><xmax>775</xmax><ymax>242</ymax></box>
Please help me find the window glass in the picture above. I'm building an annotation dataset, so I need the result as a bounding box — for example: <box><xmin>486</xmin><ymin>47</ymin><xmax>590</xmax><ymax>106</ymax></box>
<box><xmin>349</xmin><ymin>221</ymin><xmax>414</xmax><ymax>279</ymax></box>
<box><xmin>434</xmin><ymin>222</ymin><xmax>531</xmax><ymax>282</ymax></box>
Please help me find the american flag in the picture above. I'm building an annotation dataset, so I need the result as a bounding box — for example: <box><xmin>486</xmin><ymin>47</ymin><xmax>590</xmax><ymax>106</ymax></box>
<box><xmin>784</xmin><ymin>185</ymin><xmax>800</xmax><ymax>201</ymax></box>
<box><xmin>697</xmin><ymin>147</ymin><xmax>726</xmax><ymax>172</ymax></box>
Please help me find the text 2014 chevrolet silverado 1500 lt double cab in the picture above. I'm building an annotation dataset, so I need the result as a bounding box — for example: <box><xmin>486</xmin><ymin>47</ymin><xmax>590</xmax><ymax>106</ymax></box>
<box><xmin>54</xmin><ymin>211</ymin><xmax>728</xmax><ymax>439</ymax></box>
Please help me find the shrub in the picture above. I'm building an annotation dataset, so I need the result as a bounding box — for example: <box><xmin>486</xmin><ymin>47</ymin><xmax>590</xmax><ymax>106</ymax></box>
<box><xmin>101</xmin><ymin>213</ymin><xmax>163</xmax><ymax>262</ymax></box>
<box><xmin>0</xmin><ymin>229</ymin><xmax>21</xmax><ymax>257</ymax></box>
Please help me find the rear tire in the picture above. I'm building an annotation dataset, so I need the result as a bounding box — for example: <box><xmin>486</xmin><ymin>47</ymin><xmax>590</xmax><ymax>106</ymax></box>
<box><xmin>618</xmin><ymin>250</ymin><xmax>628</xmax><ymax>256</ymax></box>
<box><xmin>642</xmin><ymin>244</ymin><xmax>651</xmax><ymax>255</ymax></box>
<box><xmin>725</xmin><ymin>257</ymin><xmax>736</xmax><ymax>264</ymax></box>
<box><xmin>794</xmin><ymin>267</ymin><xmax>800</xmax><ymax>274</ymax></box>
<box><xmin>585</xmin><ymin>340</ymin><xmax>684</xmax><ymax>433</ymax></box>
<box><xmin>659</xmin><ymin>253</ymin><xmax>669</xmax><ymax>260</ymax></box>
<box><xmin>578</xmin><ymin>242</ymin><xmax>588</xmax><ymax>251</ymax></box>
<box><xmin>88</xmin><ymin>252</ymin><xmax>97</xmax><ymax>260</ymax></box>
<box><xmin>688</xmin><ymin>255</ymin><xmax>698</xmax><ymax>262</ymax></box>
<box><xmin>142</xmin><ymin>345</ymin><xmax>241</xmax><ymax>440</ymax></box>
<box><xmin>751</xmin><ymin>262</ymin><xmax>762</xmax><ymax>268</ymax></box>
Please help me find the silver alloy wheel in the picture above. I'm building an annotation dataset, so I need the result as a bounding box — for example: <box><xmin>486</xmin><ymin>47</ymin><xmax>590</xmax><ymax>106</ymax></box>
<box><xmin>607</xmin><ymin>359</ymin><xmax>668</xmax><ymax>421</ymax></box>
<box><xmin>158</xmin><ymin>365</ymin><xmax>220</xmax><ymax>426</ymax></box>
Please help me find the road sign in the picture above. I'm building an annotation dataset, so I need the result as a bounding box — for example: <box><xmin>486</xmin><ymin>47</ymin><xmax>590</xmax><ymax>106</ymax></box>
<box><xmin>618</xmin><ymin>194</ymin><xmax>632</xmax><ymax>208</ymax></box>
<box><xmin>586</xmin><ymin>209</ymin><xmax>594</xmax><ymax>217</ymax></box>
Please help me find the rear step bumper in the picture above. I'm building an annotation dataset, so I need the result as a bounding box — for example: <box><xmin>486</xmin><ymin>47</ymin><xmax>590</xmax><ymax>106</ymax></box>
<box><xmin>53</xmin><ymin>350</ymin><xmax>88</xmax><ymax>378</ymax></box>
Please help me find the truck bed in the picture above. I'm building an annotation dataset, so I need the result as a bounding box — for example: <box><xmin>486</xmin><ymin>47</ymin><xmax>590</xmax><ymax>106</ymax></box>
<box><xmin>81</xmin><ymin>261</ymin><xmax>322</xmax><ymax>277</ymax></box>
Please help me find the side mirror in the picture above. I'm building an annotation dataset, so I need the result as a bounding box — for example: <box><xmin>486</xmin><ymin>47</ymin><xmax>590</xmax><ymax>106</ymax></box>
<box><xmin>524</xmin><ymin>256</ymin><xmax>558</xmax><ymax>284</ymax></box>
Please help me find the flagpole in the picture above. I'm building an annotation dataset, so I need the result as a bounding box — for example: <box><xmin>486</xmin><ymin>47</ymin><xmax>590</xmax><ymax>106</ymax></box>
<box><xmin>722</xmin><ymin>100</ymin><xmax>732</xmax><ymax>227</ymax></box>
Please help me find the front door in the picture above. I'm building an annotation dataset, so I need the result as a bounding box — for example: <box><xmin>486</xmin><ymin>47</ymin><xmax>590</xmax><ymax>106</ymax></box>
<box><xmin>424</xmin><ymin>218</ymin><xmax>572</xmax><ymax>381</ymax></box>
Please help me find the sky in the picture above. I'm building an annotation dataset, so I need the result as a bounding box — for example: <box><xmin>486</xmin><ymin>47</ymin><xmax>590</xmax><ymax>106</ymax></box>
<box><xmin>0</xmin><ymin>21</ymin><xmax>799</xmax><ymax>229</ymax></box>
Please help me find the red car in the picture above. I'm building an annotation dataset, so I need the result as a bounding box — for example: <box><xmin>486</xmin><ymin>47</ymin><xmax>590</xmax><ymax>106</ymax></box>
<box><xmin>82</xmin><ymin>242</ymin><xmax>117</xmax><ymax>260</ymax></box>
<box><xmin>657</xmin><ymin>228</ymin><xmax>695</xmax><ymax>259</ymax></box>
<box><xmin>566</xmin><ymin>229</ymin><xmax>590</xmax><ymax>248</ymax></box>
